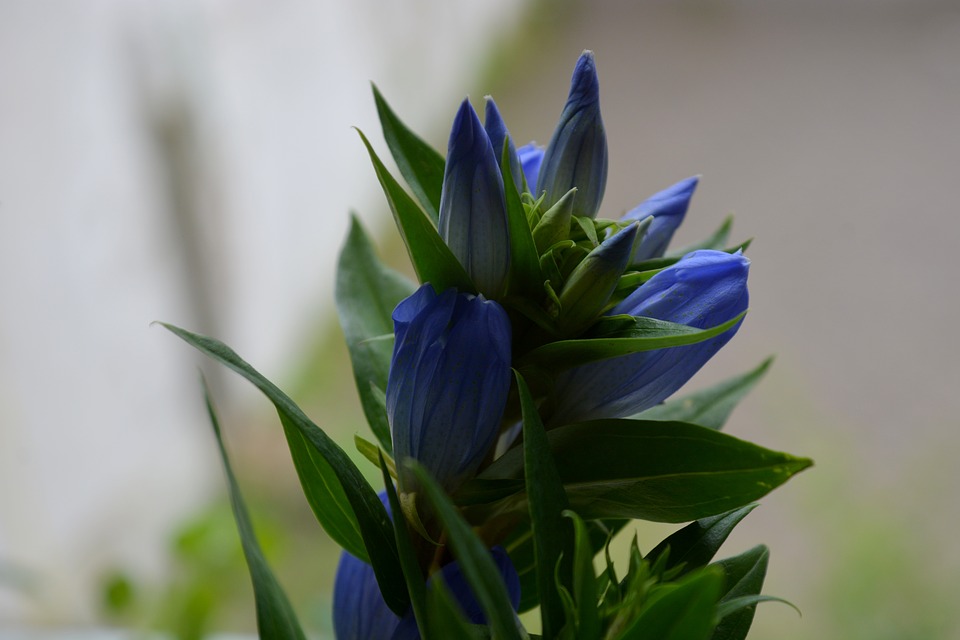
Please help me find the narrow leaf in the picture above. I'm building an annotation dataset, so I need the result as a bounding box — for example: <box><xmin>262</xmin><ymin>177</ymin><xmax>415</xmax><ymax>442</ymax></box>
<box><xmin>356</xmin><ymin>128</ymin><xmax>474</xmax><ymax>293</ymax></box>
<box><xmin>163</xmin><ymin>324</ymin><xmax>408</xmax><ymax>615</ymax></box>
<box><xmin>201</xmin><ymin>380</ymin><xmax>306</xmax><ymax>640</ymax></box>
<box><xmin>411</xmin><ymin>462</ymin><xmax>523</xmax><ymax>640</ymax></box>
<box><xmin>618</xmin><ymin>568</ymin><xmax>724</xmax><ymax>640</ymax></box>
<box><xmin>425</xmin><ymin>579</ymin><xmax>485</xmax><ymax>639</ymax></box>
<box><xmin>373</xmin><ymin>84</ymin><xmax>445</xmax><ymax>224</ymax></box>
<box><xmin>562</xmin><ymin>510</ymin><xmax>600</xmax><ymax>640</ymax></box>
<box><xmin>336</xmin><ymin>215</ymin><xmax>415</xmax><ymax>453</ymax></box>
<box><xmin>646</xmin><ymin>504</ymin><xmax>759</xmax><ymax>577</ymax></box>
<box><xmin>667</xmin><ymin>215</ymin><xmax>733</xmax><ymax>257</ymax></box>
<box><xmin>636</xmin><ymin>358</ymin><xmax>774</xmax><ymax>430</ymax></box>
<box><xmin>502</xmin><ymin>142</ymin><xmax>544</xmax><ymax>297</ymax></box>
<box><xmin>518</xmin><ymin>370</ymin><xmax>572</xmax><ymax>638</ymax></box>
<box><xmin>709</xmin><ymin>545</ymin><xmax>771</xmax><ymax>640</ymax></box>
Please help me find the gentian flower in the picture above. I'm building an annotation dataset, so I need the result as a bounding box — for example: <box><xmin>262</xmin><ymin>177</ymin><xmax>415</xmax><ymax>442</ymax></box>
<box><xmin>547</xmin><ymin>250</ymin><xmax>749</xmax><ymax>425</ymax></box>
<box><xmin>537</xmin><ymin>51</ymin><xmax>608</xmax><ymax>219</ymax></box>
<box><xmin>438</xmin><ymin>100</ymin><xmax>510</xmax><ymax>298</ymax></box>
<box><xmin>517</xmin><ymin>142</ymin><xmax>544</xmax><ymax>193</ymax></box>
<box><xmin>386</xmin><ymin>284</ymin><xmax>512</xmax><ymax>493</ymax></box>
<box><xmin>333</xmin><ymin>491</ymin><xmax>521</xmax><ymax>639</ymax></box>
<box><xmin>623</xmin><ymin>176</ymin><xmax>700</xmax><ymax>262</ymax></box>
<box><xmin>484</xmin><ymin>97</ymin><xmax>524</xmax><ymax>192</ymax></box>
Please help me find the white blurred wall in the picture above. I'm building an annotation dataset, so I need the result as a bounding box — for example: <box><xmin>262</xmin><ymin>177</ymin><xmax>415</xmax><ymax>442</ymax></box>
<box><xmin>0</xmin><ymin>0</ymin><xmax>527</xmax><ymax>623</ymax></box>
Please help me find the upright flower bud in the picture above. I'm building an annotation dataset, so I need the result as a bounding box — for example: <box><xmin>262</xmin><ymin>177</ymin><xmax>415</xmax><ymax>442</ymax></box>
<box><xmin>333</xmin><ymin>491</ymin><xmax>521</xmax><ymax>639</ymax></box>
<box><xmin>548</xmin><ymin>250</ymin><xmax>750</xmax><ymax>425</ymax></box>
<box><xmin>387</xmin><ymin>284</ymin><xmax>512</xmax><ymax>493</ymax></box>
<box><xmin>623</xmin><ymin>176</ymin><xmax>700</xmax><ymax>262</ymax></box>
<box><xmin>517</xmin><ymin>142</ymin><xmax>545</xmax><ymax>193</ymax></box>
<box><xmin>484</xmin><ymin>97</ymin><xmax>524</xmax><ymax>192</ymax></box>
<box><xmin>537</xmin><ymin>51</ymin><xmax>608</xmax><ymax>219</ymax></box>
<box><xmin>438</xmin><ymin>100</ymin><xmax>510</xmax><ymax>297</ymax></box>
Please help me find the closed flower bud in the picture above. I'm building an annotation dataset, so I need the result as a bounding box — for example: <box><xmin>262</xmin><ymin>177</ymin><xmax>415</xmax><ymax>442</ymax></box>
<box><xmin>517</xmin><ymin>142</ymin><xmax>545</xmax><ymax>193</ymax></box>
<box><xmin>484</xmin><ymin>97</ymin><xmax>524</xmax><ymax>193</ymax></box>
<box><xmin>438</xmin><ymin>100</ymin><xmax>511</xmax><ymax>298</ymax></box>
<box><xmin>549</xmin><ymin>250</ymin><xmax>750</xmax><ymax>425</ymax></box>
<box><xmin>537</xmin><ymin>51</ymin><xmax>608</xmax><ymax>219</ymax></box>
<box><xmin>623</xmin><ymin>176</ymin><xmax>700</xmax><ymax>262</ymax></box>
<box><xmin>333</xmin><ymin>492</ymin><xmax>521</xmax><ymax>639</ymax></box>
<box><xmin>556</xmin><ymin>222</ymin><xmax>642</xmax><ymax>334</ymax></box>
<box><xmin>387</xmin><ymin>284</ymin><xmax>512</xmax><ymax>493</ymax></box>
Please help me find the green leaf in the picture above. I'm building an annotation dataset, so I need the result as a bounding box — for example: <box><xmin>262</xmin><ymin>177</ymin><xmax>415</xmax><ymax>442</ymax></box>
<box><xmin>709</xmin><ymin>545</ymin><xmax>772</xmax><ymax>640</ymax></box>
<box><xmin>562</xmin><ymin>510</ymin><xmax>601</xmax><ymax>640</ymax></box>
<box><xmin>411</xmin><ymin>462</ymin><xmax>523</xmax><ymax>640</ymax></box>
<box><xmin>425</xmin><ymin>579</ymin><xmax>487</xmax><ymax>639</ymax></box>
<box><xmin>355</xmin><ymin>128</ymin><xmax>474</xmax><ymax>293</ymax></box>
<box><xmin>336</xmin><ymin>215</ymin><xmax>415</xmax><ymax>452</ymax></box>
<box><xmin>635</xmin><ymin>358</ymin><xmax>773</xmax><ymax>430</ymax></box>
<box><xmin>667</xmin><ymin>215</ymin><xmax>733</xmax><ymax>257</ymax></box>
<box><xmin>372</xmin><ymin>85</ymin><xmax>446</xmax><ymax>224</ymax></box>
<box><xmin>516</xmin><ymin>312</ymin><xmax>747</xmax><ymax>373</ymax></box>
<box><xmin>518</xmin><ymin>370</ymin><xmax>572</xmax><ymax>639</ymax></box>
<box><xmin>380</xmin><ymin>454</ymin><xmax>428</xmax><ymax>639</ymax></box>
<box><xmin>201</xmin><ymin>379</ymin><xmax>306</xmax><ymax>640</ymax></box>
<box><xmin>356</xmin><ymin>435</ymin><xmax>397</xmax><ymax>479</ymax></box>
<box><xmin>646</xmin><ymin>505</ymin><xmax>758</xmax><ymax>577</ymax></box>
<box><xmin>502</xmin><ymin>141</ymin><xmax>543</xmax><ymax>297</ymax></box>
<box><xmin>479</xmin><ymin>420</ymin><xmax>812</xmax><ymax>523</ymax></box>
<box><xmin>162</xmin><ymin>324</ymin><xmax>408</xmax><ymax>615</ymax></box>
<box><xmin>617</xmin><ymin>568</ymin><xmax>724</xmax><ymax>640</ymax></box>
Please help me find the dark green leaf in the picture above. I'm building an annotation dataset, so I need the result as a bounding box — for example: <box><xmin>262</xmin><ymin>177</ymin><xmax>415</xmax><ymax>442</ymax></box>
<box><xmin>336</xmin><ymin>215</ymin><xmax>415</xmax><ymax>452</ymax></box>
<box><xmin>617</xmin><ymin>568</ymin><xmax>724</xmax><ymax>640</ymax></box>
<box><xmin>646</xmin><ymin>505</ymin><xmax>758</xmax><ymax>577</ymax></box>
<box><xmin>479</xmin><ymin>420</ymin><xmax>812</xmax><ymax>523</ymax></box>
<box><xmin>636</xmin><ymin>358</ymin><xmax>773</xmax><ymax>430</ymax></box>
<box><xmin>373</xmin><ymin>85</ymin><xmax>446</xmax><ymax>224</ymax></box>
<box><xmin>355</xmin><ymin>128</ymin><xmax>474</xmax><ymax>293</ymax></box>
<box><xmin>162</xmin><ymin>324</ymin><xmax>408</xmax><ymax>615</ymax></box>
<box><xmin>201</xmin><ymin>380</ymin><xmax>306</xmax><ymax>640</ymax></box>
<box><xmin>411</xmin><ymin>462</ymin><xmax>523</xmax><ymax>640</ymax></box>
<box><xmin>425</xmin><ymin>578</ymin><xmax>487</xmax><ymax>639</ymax></box>
<box><xmin>518</xmin><ymin>370</ymin><xmax>572</xmax><ymax>638</ymax></box>
<box><xmin>710</xmin><ymin>545</ymin><xmax>773</xmax><ymax>640</ymax></box>
<box><xmin>516</xmin><ymin>313</ymin><xmax>747</xmax><ymax>373</ymax></box>
<box><xmin>380</xmin><ymin>454</ymin><xmax>428</xmax><ymax>638</ymax></box>
<box><xmin>502</xmin><ymin>141</ymin><xmax>543</xmax><ymax>297</ymax></box>
<box><xmin>562</xmin><ymin>510</ymin><xmax>600</xmax><ymax>640</ymax></box>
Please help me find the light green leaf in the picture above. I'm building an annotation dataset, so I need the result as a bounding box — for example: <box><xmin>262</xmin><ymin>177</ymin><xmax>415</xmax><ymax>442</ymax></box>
<box><xmin>636</xmin><ymin>358</ymin><xmax>773</xmax><ymax>430</ymax></box>
<box><xmin>411</xmin><ymin>462</ymin><xmax>523</xmax><ymax>640</ymax></box>
<box><xmin>372</xmin><ymin>85</ymin><xmax>445</xmax><ymax>224</ymax></box>
<box><xmin>617</xmin><ymin>568</ymin><xmax>724</xmax><ymax>640</ymax></box>
<box><xmin>478</xmin><ymin>419</ymin><xmax>812</xmax><ymax>523</ymax></box>
<box><xmin>646</xmin><ymin>504</ymin><xmax>758</xmax><ymax>576</ymax></box>
<box><xmin>201</xmin><ymin>380</ymin><xmax>306</xmax><ymax>640</ymax></box>
<box><xmin>336</xmin><ymin>215</ymin><xmax>415</xmax><ymax>452</ymax></box>
<box><xmin>355</xmin><ymin>128</ymin><xmax>474</xmax><ymax>293</ymax></box>
<box><xmin>162</xmin><ymin>324</ymin><xmax>408</xmax><ymax>615</ymax></box>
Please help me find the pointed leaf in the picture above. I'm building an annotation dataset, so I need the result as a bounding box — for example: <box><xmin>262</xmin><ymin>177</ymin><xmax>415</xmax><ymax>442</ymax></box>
<box><xmin>336</xmin><ymin>215</ymin><xmax>415</xmax><ymax>452</ymax></box>
<box><xmin>502</xmin><ymin>141</ymin><xmax>543</xmax><ymax>297</ymax></box>
<box><xmin>562</xmin><ymin>510</ymin><xmax>601</xmax><ymax>639</ymax></box>
<box><xmin>667</xmin><ymin>215</ymin><xmax>733</xmax><ymax>257</ymax></box>
<box><xmin>162</xmin><ymin>324</ymin><xmax>408</xmax><ymax>615</ymax></box>
<box><xmin>646</xmin><ymin>505</ymin><xmax>758</xmax><ymax>577</ymax></box>
<box><xmin>636</xmin><ymin>358</ymin><xmax>773</xmax><ymax>430</ymax></box>
<box><xmin>356</xmin><ymin>128</ymin><xmax>474</xmax><ymax>293</ymax></box>
<box><xmin>617</xmin><ymin>568</ymin><xmax>724</xmax><ymax>640</ymax></box>
<box><xmin>373</xmin><ymin>85</ymin><xmax>446</xmax><ymax>224</ymax></box>
<box><xmin>425</xmin><ymin>578</ymin><xmax>487</xmax><ymax>639</ymax></box>
<box><xmin>201</xmin><ymin>380</ymin><xmax>306</xmax><ymax>640</ymax></box>
<box><xmin>411</xmin><ymin>462</ymin><xmax>523</xmax><ymax>640</ymax></box>
<box><xmin>709</xmin><ymin>545</ymin><xmax>771</xmax><ymax>640</ymax></box>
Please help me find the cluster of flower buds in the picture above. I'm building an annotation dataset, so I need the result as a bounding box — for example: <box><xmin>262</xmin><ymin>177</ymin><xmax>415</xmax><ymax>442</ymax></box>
<box><xmin>334</xmin><ymin>50</ymin><xmax>752</xmax><ymax>638</ymax></box>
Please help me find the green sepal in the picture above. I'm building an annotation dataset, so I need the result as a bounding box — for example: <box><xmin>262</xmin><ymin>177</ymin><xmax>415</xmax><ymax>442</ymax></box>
<box><xmin>645</xmin><ymin>504</ymin><xmax>759</xmax><ymax>576</ymax></box>
<box><xmin>336</xmin><ymin>215</ymin><xmax>415</xmax><ymax>453</ymax></box>
<box><xmin>636</xmin><ymin>358</ymin><xmax>774</xmax><ymax>430</ymax></box>
<box><xmin>616</xmin><ymin>567</ymin><xmax>724</xmax><ymax>640</ymax></box>
<box><xmin>477</xmin><ymin>419</ymin><xmax>812</xmax><ymax>523</ymax></box>
<box><xmin>161</xmin><ymin>324</ymin><xmax>409</xmax><ymax>615</ymax></box>
<box><xmin>532</xmin><ymin>188</ymin><xmax>576</xmax><ymax>254</ymax></box>
<box><xmin>372</xmin><ymin>85</ymin><xmax>445</xmax><ymax>224</ymax></box>
<box><xmin>410</xmin><ymin>462</ymin><xmax>524</xmax><ymax>640</ymax></box>
<box><xmin>502</xmin><ymin>140</ymin><xmax>543</xmax><ymax>298</ymax></box>
<box><xmin>356</xmin><ymin>435</ymin><xmax>397</xmax><ymax>480</ymax></box>
<box><xmin>200</xmin><ymin>379</ymin><xmax>307</xmax><ymax>640</ymax></box>
<box><xmin>355</xmin><ymin>128</ymin><xmax>474</xmax><ymax>294</ymax></box>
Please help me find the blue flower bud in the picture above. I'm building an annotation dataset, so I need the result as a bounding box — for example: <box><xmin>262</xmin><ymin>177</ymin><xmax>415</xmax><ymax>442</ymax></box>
<box><xmin>548</xmin><ymin>250</ymin><xmax>749</xmax><ymax>425</ymax></box>
<box><xmin>517</xmin><ymin>142</ymin><xmax>544</xmax><ymax>193</ymax></box>
<box><xmin>537</xmin><ymin>51</ymin><xmax>608</xmax><ymax>219</ymax></box>
<box><xmin>333</xmin><ymin>491</ymin><xmax>521</xmax><ymax>639</ymax></box>
<box><xmin>623</xmin><ymin>176</ymin><xmax>700</xmax><ymax>262</ymax></box>
<box><xmin>484</xmin><ymin>97</ymin><xmax>524</xmax><ymax>193</ymax></box>
<box><xmin>387</xmin><ymin>284</ymin><xmax>512</xmax><ymax>493</ymax></box>
<box><xmin>439</xmin><ymin>100</ymin><xmax>511</xmax><ymax>297</ymax></box>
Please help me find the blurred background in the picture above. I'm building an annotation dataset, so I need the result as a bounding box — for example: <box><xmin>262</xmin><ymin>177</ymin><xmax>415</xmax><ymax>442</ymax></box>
<box><xmin>2</xmin><ymin>0</ymin><xmax>959</xmax><ymax>638</ymax></box>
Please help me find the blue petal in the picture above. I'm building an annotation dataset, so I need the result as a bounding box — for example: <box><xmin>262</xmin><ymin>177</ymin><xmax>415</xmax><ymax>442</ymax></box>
<box><xmin>484</xmin><ymin>97</ymin><xmax>524</xmax><ymax>193</ymax></box>
<box><xmin>624</xmin><ymin>176</ymin><xmax>700</xmax><ymax>261</ymax></box>
<box><xmin>537</xmin><ymin>51</ymin><xmax>608</xmax><ymax>219</ymax></box>
<box><xmin>517</xmin><ymin>143</ymin><xmax>544</xmax><ymax>194</ymax></box>
<box><xmin>438</xmin><ymin>100</ymin><xmax>510</xmax><ymax>297</ymax></box>
<box><xmin>548</xmin><ymin>250</ymin><xmax>749</xmax><ymax>424</ymax></box>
